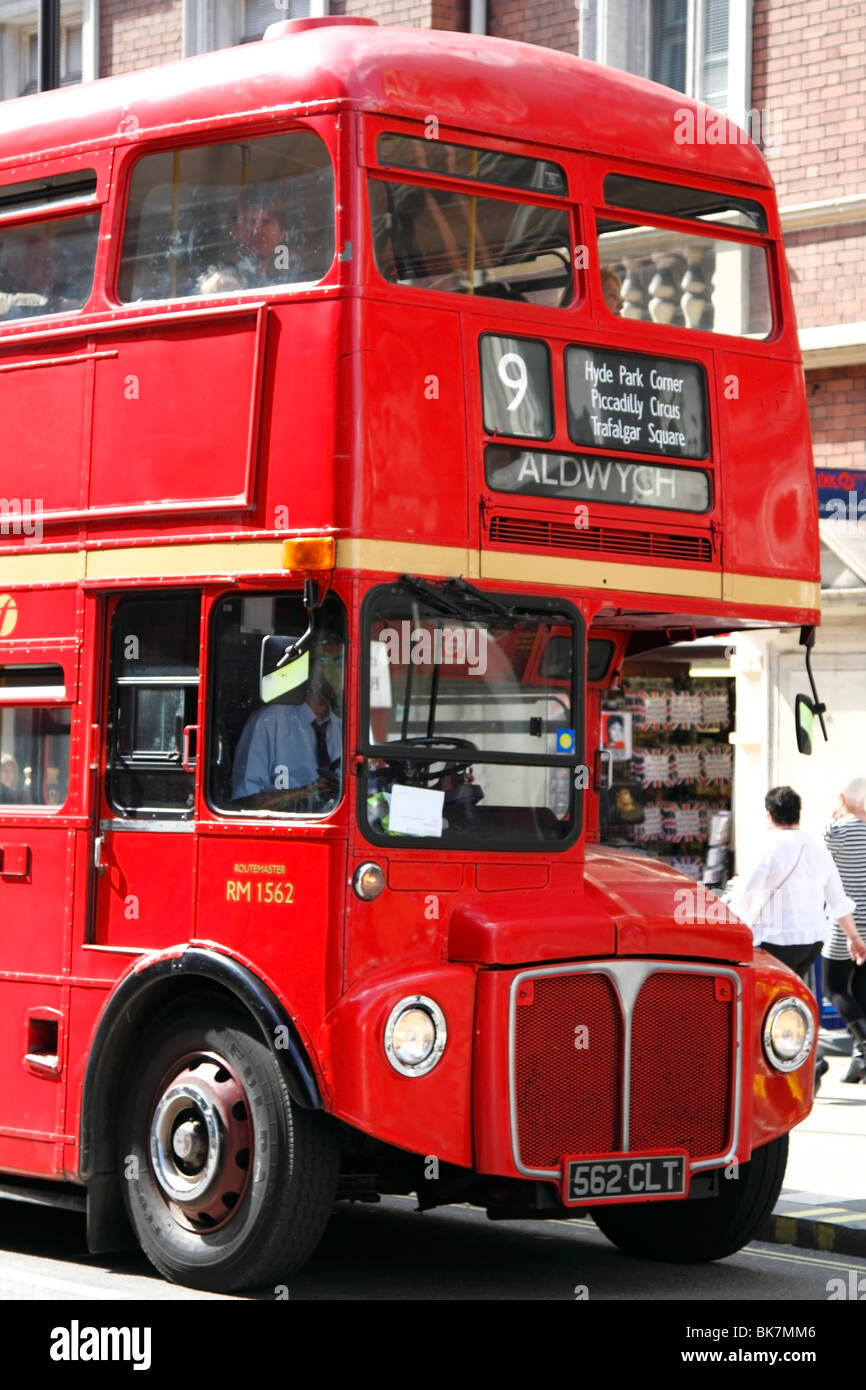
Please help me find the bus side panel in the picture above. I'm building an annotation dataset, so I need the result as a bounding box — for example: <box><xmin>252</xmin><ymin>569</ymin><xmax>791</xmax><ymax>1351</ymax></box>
<box><xmin>353</xmin><ymin>298</ymin><xmax>469</xmax><ymax>548</ymax></box>
<box><xmin>720</xmin><ymin>352</ymin><xmax>819</xmax><ymax>583</ymax></box>
<box><xmin>343</xmin><ymin>851</ymin><xmax>468</xmax><ymax>992</ymax></box>
<box><xmin>64</xmin><ymin>981</ymin><xmax>110</xmax><ymax>1180</ymax></box>
<box><xmin>258</xmin><ymin>299</ymin><xmax>342</xmax><ymax>533</ymax></box>
<box><xmin>194</xmin><ymin>834</ymin><xmax>346</xmax><ymax>1065</ymax></box>
<box><xmin>321</xmin><ymin>961</ymin><xmax>476</xmax><ymax>1168</ymax></box>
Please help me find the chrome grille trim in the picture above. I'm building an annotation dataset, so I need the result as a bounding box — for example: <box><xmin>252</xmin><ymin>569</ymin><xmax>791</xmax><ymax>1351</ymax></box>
<box><xmin>507</xmin><ymin>960</ymin><xmax>743</xmax><ymax>1181</ymax></box>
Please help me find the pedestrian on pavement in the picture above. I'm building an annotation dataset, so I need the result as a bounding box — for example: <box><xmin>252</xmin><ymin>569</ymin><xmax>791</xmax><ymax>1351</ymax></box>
<box><xmin>822</xmin><ymin>777</ymin><xmax>866</xmax><ymax>1083</ymax></box>
<box><xmin>730</xmin><ymin>786</ymin><xmax>866</xmax><ymax>1090</ymax></box>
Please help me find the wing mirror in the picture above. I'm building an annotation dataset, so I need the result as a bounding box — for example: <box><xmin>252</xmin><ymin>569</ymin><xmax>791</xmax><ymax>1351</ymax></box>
<box><xmin>258</xmin><ymin>577</ymin><xmax>320</xmax><ymax>702</ymax></box>
<box><xmin>794</xmin><ymin>626</ymin><xmax>827</xmax><ymax>756</ymax></box>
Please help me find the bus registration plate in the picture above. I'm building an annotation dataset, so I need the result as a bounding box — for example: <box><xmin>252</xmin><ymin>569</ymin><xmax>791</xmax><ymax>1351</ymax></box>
<box><xmin>563</xmin><ymin>1153</ymin><xmax>688</xmax><ymax>1206</ymax></box>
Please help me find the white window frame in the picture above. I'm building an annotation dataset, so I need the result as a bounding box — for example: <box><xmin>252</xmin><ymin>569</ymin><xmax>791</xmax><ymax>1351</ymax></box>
<box><xmin>183</xmin><ymin>0</ymin><xmax>328</xmax><ymax>58</ymax></box>
<box><xmin>0</xmin><ymin>0</ymin><xmax>96</xmax><ymax>102</ymax></box>
<box><xmin>579</xmin><ymin>0</ymin><xmax>752</xmax><ymax>133</ymax></box>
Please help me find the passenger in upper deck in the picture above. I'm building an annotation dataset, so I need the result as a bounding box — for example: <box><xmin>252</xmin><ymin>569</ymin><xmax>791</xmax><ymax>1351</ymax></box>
<box><xmin>601</xmin><ymin>267</ymin><xmax>624</xmax><ymax>315</ymax></box>
<box><xmin>228</xmin><ymin>188</ymin><xmax>292</xmax><ymax>288</ymax></box>
<box><xmin>195</xmin><ymin>264</ymin><xmax>246</xmax><ymax>296</ymax></box>
<box><xmin>0</xmin><ymin>224</ymin><xmax>88</xmax><ymax>320</ymax></box>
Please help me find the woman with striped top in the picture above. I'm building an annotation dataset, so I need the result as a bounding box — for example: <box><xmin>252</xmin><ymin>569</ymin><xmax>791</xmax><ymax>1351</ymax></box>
<box><xmin>823</xmin><ymin>777</ymin><xmax>866</xmax><ymax>1084</ymax></box>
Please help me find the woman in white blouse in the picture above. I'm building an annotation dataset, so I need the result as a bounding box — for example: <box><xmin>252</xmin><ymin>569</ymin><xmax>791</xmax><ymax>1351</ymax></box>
<box><xmin>730</xmin><ymin>786</ymin><xmax>866</xmax><ymax>1090</ymax></box>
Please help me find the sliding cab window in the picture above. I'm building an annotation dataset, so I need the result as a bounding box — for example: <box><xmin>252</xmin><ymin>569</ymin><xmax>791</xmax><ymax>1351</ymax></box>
<box><xmin>207</xmin><ymin>592</ymin><xmax>346</xmax><ymax>818</ymax></box>
<box><xmin>118</xmin><ymin>131</ymin><xmax>335</xmax><ymax>303</ymax></box>
<box><xmin>369</xmin><ymin>135</ymin><xmax>573</xmax><ymax>307</ymax></box>
<box><xmin>361</xmin><ymin>585</ymin><xmax>583</xmax><ymax>849</ymax></box>
<box><xmin>0</xmin><ymin>665</ymin><xmax>71</xmax><ymax>808</ymax></box>
<box><xmin>106</xmin><ymin>596</ymin><xmax>200</xmax><ymax>819</ymax></box>
<box><xmin>0</xmin><ymin>169</ymin><xmax>99</xmax><ymax>325</ymax></box>
<box><xmin>597</xmin><ymin>173</ymin><xmax>773</xmax><ymax>337</ymax></box>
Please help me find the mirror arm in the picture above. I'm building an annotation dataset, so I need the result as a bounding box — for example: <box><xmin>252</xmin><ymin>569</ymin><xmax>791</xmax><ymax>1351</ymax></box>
<box><xmin>800</xmin><ymin>625</ymin><xmax>828</xmax><ymax>741</ymax></box>
<box><xmin>276</xmin><ymin>578</ymin><xmax>321</xmax><ymax>669</ymax></box>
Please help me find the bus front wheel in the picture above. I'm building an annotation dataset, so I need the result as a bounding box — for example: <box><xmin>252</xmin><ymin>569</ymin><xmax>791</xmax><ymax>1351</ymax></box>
<box><xmin>118</xmin><ymin>996</ymin><xmax>338</xmax><ymax>1292</ymax></box>
<box><xmin>591</xmin><ymin>1134</ymin><xmax>788</xmax><ymax>1263</ymax></box>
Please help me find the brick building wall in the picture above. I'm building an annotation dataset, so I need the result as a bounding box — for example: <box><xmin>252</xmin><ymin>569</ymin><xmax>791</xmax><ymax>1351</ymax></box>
<box><xmin>329</xmin><ymin>1</ymin><xmax>466</xmax><ymax>28</ymax></box>
<box><xmin>784</xmin><ymin>223</ymin><xmax>866</xmax><ymax>332</ymax></box>
<box><xmin>807</xmin><ymin>364</ymin><xmax>866</xmax><ymax>473</ymax></box>
<box><xmin>751</xmin><ymin>0</ymin><xmax>865</xmax><ymax>207</ymax></box>
<box><xmin>750</xmin><ymin>0</ymin><xmax>866</xmax><ymax>489</ymax></box>
<box><xmin>99</xmin><ymin>0</ymin><xmax>182</xmax><ymax>76</ymax></box>
<box><xmin>487</xmin><ymin>0</ymin><xmax>578</xmax><ymax>52</ymax></box>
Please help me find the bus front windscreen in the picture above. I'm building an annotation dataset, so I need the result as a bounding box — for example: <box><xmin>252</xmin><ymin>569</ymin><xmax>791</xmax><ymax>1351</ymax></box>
<box><xmin>361</xmin><ymin>585</ymin><xmax>582</xmax><ymax>847</ymax></box>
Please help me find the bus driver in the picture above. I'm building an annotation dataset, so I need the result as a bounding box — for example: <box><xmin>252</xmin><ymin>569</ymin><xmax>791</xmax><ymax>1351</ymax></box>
<box><xmin>231</xmin><ymin>631</ymin><xmax>343</xmax><ymax>813</ymax></box>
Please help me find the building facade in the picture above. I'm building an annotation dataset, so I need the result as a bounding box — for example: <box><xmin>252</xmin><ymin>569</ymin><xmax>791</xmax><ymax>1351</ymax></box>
<box><xmin>1</xmin><ymin>0</ymin><xmax>863</xmax><ymax>848</ymax></box>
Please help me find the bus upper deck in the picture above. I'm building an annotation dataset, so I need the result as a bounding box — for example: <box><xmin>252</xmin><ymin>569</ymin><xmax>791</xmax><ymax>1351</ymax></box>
<box><xmin>0</xmin><ymin>18</ymin><xmax>818</xmax><ymax>636</ymax></box>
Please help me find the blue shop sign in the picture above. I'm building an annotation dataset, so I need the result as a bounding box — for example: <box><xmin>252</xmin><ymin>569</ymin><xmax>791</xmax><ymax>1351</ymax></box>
<box><xmin>816</xmin><ymin>469</ymin><xmax>866</xmax><ymax>522</ymax></box>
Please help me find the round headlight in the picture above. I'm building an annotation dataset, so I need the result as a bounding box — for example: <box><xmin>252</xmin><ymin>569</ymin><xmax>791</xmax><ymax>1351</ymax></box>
<box><xmin>353</xmin><ymin>862</ymin><xmax>385</xmax><ymax>900</ymax></box>
<box><xmin>763</xmin><ymin>995</ymin><xmax>814</xmax><ymax>1072</ymax></box>
<box><xmin>384</xmin><ymin>996</ymin><xmax>446</xmax><ymax>1077</ymax></box>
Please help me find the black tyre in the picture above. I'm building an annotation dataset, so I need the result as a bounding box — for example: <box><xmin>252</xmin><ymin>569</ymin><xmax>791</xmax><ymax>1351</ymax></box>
<box><xmin>592</xmin><ymin>1134</ymin><xmax>788</xmax><ymax>1263</ymax></box>
<box><xmin>118</xmin><ymin>995</ymin><xmax>339</xmax><ymax>1292</ymax></box>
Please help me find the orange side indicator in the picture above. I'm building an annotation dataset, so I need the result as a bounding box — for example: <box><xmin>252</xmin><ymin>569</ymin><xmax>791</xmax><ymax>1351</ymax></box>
<box><xmin>282</xmin><ymin>536</ymin><xmax>335</xmax><ymax>571</ymax></box>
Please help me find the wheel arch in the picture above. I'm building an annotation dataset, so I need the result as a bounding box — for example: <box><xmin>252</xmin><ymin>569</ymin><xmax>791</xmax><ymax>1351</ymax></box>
<box><xmin>80</xmin><ymin>946</ymin><xmax>323</xmax><ymax>1254</ymax></box>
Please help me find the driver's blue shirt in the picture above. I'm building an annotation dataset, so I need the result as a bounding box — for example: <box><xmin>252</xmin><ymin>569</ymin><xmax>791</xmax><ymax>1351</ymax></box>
<box><xmin>232</xmin><ymin>701</ymin><xmax>342</xmax><ymax>800</ymax></box>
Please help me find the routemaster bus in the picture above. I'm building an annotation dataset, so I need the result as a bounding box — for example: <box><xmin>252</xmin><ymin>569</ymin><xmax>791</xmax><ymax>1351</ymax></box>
<box><xmin>0</xmin><ymin>16</ymin><xmax>822</xmax><ymax>1292</ymax></box>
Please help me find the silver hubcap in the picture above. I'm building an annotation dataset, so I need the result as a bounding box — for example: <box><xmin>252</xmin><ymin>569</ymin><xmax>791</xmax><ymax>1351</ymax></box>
<box><xmin>148</xmin><ymin>1054</ymin><xmax>252</xmax><ymax>1232</ymax></box>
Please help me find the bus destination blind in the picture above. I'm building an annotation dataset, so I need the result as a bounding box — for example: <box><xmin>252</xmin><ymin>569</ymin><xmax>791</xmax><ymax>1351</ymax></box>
<box><xmin>480</xmin><ymin>335</ymin><xmax>708</xmax><ymax>461</ymax></box>
<box><xmin>565</xmin><ymin>345</ymin><xmax>708</xmax><ymax>459</ymax></box>
<box><xmin>484</xmin><ymin>444</ymin><xmax>711</xmax><ymax>512</ymax></box>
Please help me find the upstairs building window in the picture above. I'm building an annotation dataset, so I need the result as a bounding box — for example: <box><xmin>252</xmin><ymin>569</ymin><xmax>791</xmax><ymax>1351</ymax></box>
<box><xmin>183</xmin><ymin>0</ymin><xmax>320</xmax><ymax>56</ymax></box>
<box><xmin>0</xmin><ymin>1</ymin><xmax>92</xmax><ymax>101</ymax></box>
<box><xmin>579</xmin><ymin>0</ymin><xmax>748</xmax><ymax>130</ymax></box>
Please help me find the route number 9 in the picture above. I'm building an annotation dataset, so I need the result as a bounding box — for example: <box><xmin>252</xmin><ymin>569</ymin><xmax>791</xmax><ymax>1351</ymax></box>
<box><xmin>497</xmin><ymin>352</ymin><xmax>528</xmax><ymax>412</ymax></box>
<box><xmin>480</xmin><ymin>334</ymin><xmax>552</xmax><ymax>439</ymax></box>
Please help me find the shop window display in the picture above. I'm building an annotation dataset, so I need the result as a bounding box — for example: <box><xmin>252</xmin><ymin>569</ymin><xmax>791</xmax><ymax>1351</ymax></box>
<box><xmin>600</xmin><ymin>676</ymin><xmax>733</xmax><ymax>881</ymax></box>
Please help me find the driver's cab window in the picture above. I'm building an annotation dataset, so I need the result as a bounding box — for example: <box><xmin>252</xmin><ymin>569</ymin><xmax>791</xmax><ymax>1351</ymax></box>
<box><xmin>209</xmin><ymin>592</ymin><xmax>346</xmax><ymax>817</ymax></box>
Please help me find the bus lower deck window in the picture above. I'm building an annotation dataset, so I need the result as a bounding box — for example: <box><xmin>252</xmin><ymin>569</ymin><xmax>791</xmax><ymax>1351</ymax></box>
<box><xmin>0</xmin><ymin>708</ymin><xmax>71</xmax><ymax>807</ymax></box>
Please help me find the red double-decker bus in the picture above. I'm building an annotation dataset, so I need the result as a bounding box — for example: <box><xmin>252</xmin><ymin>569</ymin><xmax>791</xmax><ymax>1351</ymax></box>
<box><xmin>0</xmin><ymin>17</ymin><xmax>821</xmax><ymax>1292</ymax></box>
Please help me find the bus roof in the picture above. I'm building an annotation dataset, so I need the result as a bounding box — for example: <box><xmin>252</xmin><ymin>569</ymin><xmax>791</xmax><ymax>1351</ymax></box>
<box><xmin>0</xmin><ymin>19</ymin><xmax>773</xmax><ymax>191</ymax></box>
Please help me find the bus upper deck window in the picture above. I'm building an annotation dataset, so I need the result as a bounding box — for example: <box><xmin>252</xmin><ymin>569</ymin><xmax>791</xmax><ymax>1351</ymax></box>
<box><xmin>0</xmin><ymin>213</ymin><xmax>98</xmax><ymax>322</ymax></box>
<box><xmin>378</xmin><ymin>134</ymin><xmax>568</xmax><ymax>198</ymax></box>
<box><xmin>369</xmin><ymin>178</ymin><xmax>573</xmax><ymax>307</ymax></box>
<box><xmin>118</xmin><ymin>131</ymin><xmax>335</xmax><ymax>303</ymax></box>
<box><xmin>597</xmin><ymin>217</ymin><xmax>773</xmax><ymax>338</ymax></box>
<box><xmin>603</xmin><ymin>175</ymin><xmax>768</xmax><ymax>233</ymax></box>
<box><xmin>597</xmin><ymin>174</ymin><xmax>773</xmax><ymax>337</ymax></box>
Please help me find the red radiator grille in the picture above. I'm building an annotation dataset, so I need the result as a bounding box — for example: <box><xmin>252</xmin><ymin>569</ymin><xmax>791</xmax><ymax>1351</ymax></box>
<box><xmin>629</xmin><ymin>973</ymin><xmax>732</xmax><ymax>1158</ymax></box>
<box><xmin>487</xmin><ymin>515</ymin><xmax>713</xmax><ymax>564</ymax></box>
<box><xmin>512</xmin><ymin>968</ymin><xmax>734</xmax><ymax>1172</ymax></box>
<box><xmin>514</xmin><ymin>973</ymin><xmax>621</xmax><ymax>1171</ymax></box>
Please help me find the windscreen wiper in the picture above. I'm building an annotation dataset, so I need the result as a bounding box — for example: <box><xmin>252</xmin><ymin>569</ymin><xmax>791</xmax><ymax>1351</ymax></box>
<box><xmin>398</xmin><ymin>574</ymin><xmax>513</xmax><ymax>621</ymax></box>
